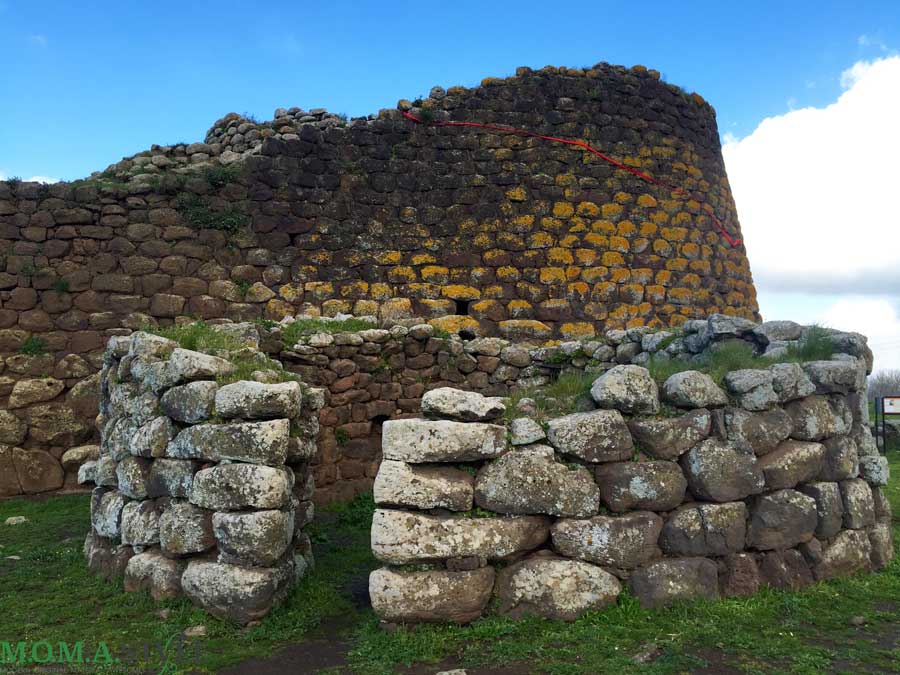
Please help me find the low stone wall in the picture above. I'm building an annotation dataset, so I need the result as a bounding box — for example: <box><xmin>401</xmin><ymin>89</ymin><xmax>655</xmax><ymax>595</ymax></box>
<box><xmin>84</xmin><ymin>331</ymin><xmax>318</xmax><ymax>624</ymax></box>
<box><xmin>368</xmin><ymin>358</ymin><xmax>893</xmax><ymax>623</ymax></box>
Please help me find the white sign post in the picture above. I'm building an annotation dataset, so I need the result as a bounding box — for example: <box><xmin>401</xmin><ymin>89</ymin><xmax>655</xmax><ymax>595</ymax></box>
<box><xmin>883</xmin><ymin>397</ymin><xmax>900</xmax><ymax>414</ymax></box>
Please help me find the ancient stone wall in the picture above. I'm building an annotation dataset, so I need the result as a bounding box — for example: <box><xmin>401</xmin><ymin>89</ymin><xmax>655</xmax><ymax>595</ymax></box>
<box><xmin>83</xmin><ymin>330</ymin><xmax>317</xmax><ymax>624</ymax></box>
<box><xmin>368</xmin><ymin>352</ymin><xmax>892</xmax><ymax>623</ymax></box>
<box><xmin>1</xmin><ymin>61</ymin><xmax>760</xmax><ymax>499</ymax></box>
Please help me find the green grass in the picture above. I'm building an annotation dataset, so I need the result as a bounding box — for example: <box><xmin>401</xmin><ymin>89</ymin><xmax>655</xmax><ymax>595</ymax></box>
<box><xmin>2</xmin><ymin>458</ymin><xmax>898</xmax><ymax>674</ymax></box>
<box><xmin>281</xmin><ymin>317</ymin><xmax>377</xmax><ymax>349</ymax></box>
<box><xmin>505</xmin><ymin>371</ymin><xmax>597</xmax><ymax>422</ymax></box>
<box><xmin>18</xmin><ymin>335</ymin><xmax>48</xmax><ymax>356</ymax></box>
<box><xmin>144</xmin><ymin>321</ymin><xmax>246</xmax><ymax>353</ymax></box>
<box><xmin>175</xmin><ymin>193</ymin><xmax>248</xmax><ymax>233</ymax></box>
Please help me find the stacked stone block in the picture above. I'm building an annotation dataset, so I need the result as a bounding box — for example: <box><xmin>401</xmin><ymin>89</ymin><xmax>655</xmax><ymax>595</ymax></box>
<box><xmin>83</xmin><ymin>330</ymin><xmax>318</xmax><ymax>624</ymax></box>
<box><xmin>369</xmin><ymin>353</ymin><xmax>892</xmax><ymax>623</ymax></box>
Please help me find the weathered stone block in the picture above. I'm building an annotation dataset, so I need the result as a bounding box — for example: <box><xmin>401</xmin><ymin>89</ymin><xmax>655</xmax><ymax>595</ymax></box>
<box><xmin>551</xmin><ymin>511</ymin><xmax>662</xmax><ymax>568</ymax></box>
<box><xmin>725</xmin><ymin>408</ymin><xmax>792</xmax><ymax>455</ymax></box>
<box><xmin>213</xmin><ymin>509</ymin><xmax>294</xmax><ymax>567</ymax></box>
<box><xmin>659</xmin><ymin>502</ymin><xmax>747</xmax><ymax>556</ymax></box>
<box><xmin>382</xmin><ymin>419</ymin><xmax>506</xmax><ymax>463</ymax></box>
<box><xmin>590</xmin><ymin>365</ymin><xmax>660</xmax><ymax>414</ymax></box>
<box><xmin>785</xmin><ymin>395</ymin><xmax>839</xmax><ymax>441</ymax></box>
<box><xmin>130</xmin><ymin>416</ymin><xmax>177</xmax><ymax>458</ymax></box>
<box><xmin>168</xmin><ymin>419</ymin><xmax>289</xmax><ymax>465</ymax></box>
<box><xmin>374</xmin><ymin>459</ymin><xmax>474</xmax><ymax>511</ymax></box>
<box><xmin>190</xmin><ymin>464</ymin><xmax>293</xmax><ymax>511</ymax></box>
<box><xmin>628</xmin><ymin>558</ymin><xmax>718</xmax><ymax>608</ymax></box>
<box><xmin>159</xmin><ymin>500</ymin><xmax>215</xmax><ymax>556</ymax></box>
<box><xmin>496</xmin><ymin>557</ymin><xmax>621</xmax><ymax>621</ymax></box>
<box><xmin>214</xmin><ymin>380</ymin><xmax>302</xmax><ymax>419</ymax></box>
<box><xmin>758</xmin><ymin>440</ymin><xmax>825</xmax><ymax>489</ymax></box>
<box><xmin>759</xmin><ymin>549</ymin><xmax>813</xmax><ymax>590</ymax></box>
<box><xmin>509</xmin><ymin>417</ymin><xmax>546</xmax><ymax>446</ymax></box>
<box><xmin>839</xmin><ymin>478</ymin><xmax>875</xmax><ymax>529</ymax></box>
<box><xmin>115</xmin><ymin>456</ymin><xmax>152</xmax><ymax>500</ymax></box>
<box><xmin>747</xmin><ymin>489</ymin><xmax>817</xmax><ymax>550</ymax></box>
<box><xmin>475</xmin><ymin>445</ymin><xmax>599</xmax><ymax>517</ymax></box>
<box><xmin>818</xmin><ymin>435</ymin><xmax>859</xmax><ymax>481</ymax></box>
<box><xmin>420</xmin><ymin>387</ymin><xmax>505</xmax><ymax>421</ymax></box>
<box><xmin>182</xmin><ymin>558</ymin><xmax>295</xmax><ymax>624</ymax></box>
<box><xmin>120</xmin><ymin>500</ymin><xmax>160</xmax><ymax>546</ymax></box>
<box><xmin>798</xmin><ymin>482</ymin><xmax>844</xmax><ymax>538</ymax></box>
<box><xmin>371</xmin><ymin>509</ymin><xmax>549</xmax><ymax>564</ymax></box>
<box><xmin>369</xmin><ymin>567</ymin><xmax>494</xmax><ymax>624</ymax></box>
<box><xmin>546</xmin><ymin>409</ymin><xmax>633</xmax><ymax>463</ymax></box>
<box><xmin>812</xmin><ymin>529</ymin><xmax>872</xmax><ymax>580</ymax></box>
<box><xmin>124</xmin><ymin>551</ymin><xmax>186</xmax><ymax>600</ymax></box>
<box><xmin>595</xmin><ymin>461</ymin><xmax>686</xmax><ymax>512</ymax></box>
<box><xmin>627</xmin><ymin>409</ymin><xmax>711</xmax><ymax>460</ymax></box>
<box><xmin>169</xmin><ymin>347</ymin><xmax>235</xmax><ymax>383</ymax></box>
<box><xmin>719</xmin><ymin>553</ymin><xmax>760</xmax><ymax>598</ymax></box>
<box><xmin>858</xmin><ymin>454</ymin><xmax>889</xmax><ymax>487</ymax></box>
<box><xmin>868</xmin><ymin>521</ymin><xmax>894</xmax><ymax>570</ymax></box>
<box><xmin>661</xmin><ymin>371</ymin><xmax>727</xmax><ymax>408</ymax></box>
<box><xmin>160</xmin><ymin>381</ymin><xmax>217</xmax><ymax>423</ymax></box>
<box><xmin>147</xmin><ymin>458</ymin><xmax>198</xmax><ymax>498</ymax></box>
<box><xmin>681</xmin><ymin>439</ymin><xmax>764</xmax><ymax>502</ymax></box>
<box><xmin>84</xmin><ymin>531</ymin><xmax>133</xmax><ymax>579</ymax></box>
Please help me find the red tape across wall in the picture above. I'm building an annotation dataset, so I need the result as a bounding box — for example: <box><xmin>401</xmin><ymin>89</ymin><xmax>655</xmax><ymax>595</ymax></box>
<box><xmin>401</xmin><ymin>110</ymin><xmax>742</xmax><ymax>248</ymax></box>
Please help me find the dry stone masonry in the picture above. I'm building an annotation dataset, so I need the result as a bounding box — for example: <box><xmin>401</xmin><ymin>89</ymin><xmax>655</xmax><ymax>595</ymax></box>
<box><xmin>0</xmin><ymin>61</ymin><xmax>759</xmax><ymax>497</ymax></box>
<box><xmin>368</xmin><ymin>330</ymin><xmax>893</xmax><ymax>623</ymax></box>
<box><xmin>83</xmin><ymin>329</ymin><xmax>319</xmax><ymax>624</ymax></box>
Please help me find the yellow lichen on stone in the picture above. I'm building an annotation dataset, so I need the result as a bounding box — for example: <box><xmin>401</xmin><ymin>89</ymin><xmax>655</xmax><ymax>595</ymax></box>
<box><xmin>376</xmin><ymin>250</ymin><xmax>402</xmax><ymax>265</ymax></box>
<box><xmin>616</xmin><ymin>220</ymin><xmax>637</xmax><ymax>236</ymax></box>
<box><xmin>304</xmin><ymin>281</ymin><xmax>334</xmax><ymax>299</ymax></box>
<box><xmin>322</xmin><ymin>299</ymin><xmax>352</xmax><ymax>316</ymax></box>
<box><xmin>581</xmin><ymin>266</ymin><xmax>609</xmax><ymax>283</ymax></box>
<box><xmin>650</xmin><ymin>210</ymin><xmax>669</xmax><ymax>224</ymax></box>
<box><xmin>278</xmin><ymin>283</ymin><xmax>304</xmax><ymax>303</ymax></box>
<box><xmin>406</xmin><ymin>283</ymin><xmax>440</xmax><ymax>298</ymax></box>
<box><xmin>577</xmin><ymin>202</ymin><xmax>600</xmax><ymax>217</ymax></box>
<box><xmin>483</xmin><ymin>285</ymin><xmax>505</xmax><ymax>299</ymax></box>
<box><xmin>552</xmin><ymin>201</ymin><xmax>575</xmax><ymax>218</ymax></box>
<box><xmin>497</xmin><ymin>266</ymin><xmax>520</xmax><ymax>281</ymax></box>
<box><xmin>609</xmin><ymin>236</ymin><xmax>630</xmax><ymax>253</ymax></box>
<box><xmin>592</xmin><ymin>219</ymin><xmax>616</xmax><ymax>234</ymax></box>
<box><xmin>636</xmin><ymin>194</ymin><xmax>658</xmax><ymax>208</ymax></box>
<box><xmin>539</xmin><ymin>267</ymin><xmax>566</xmax><ymax>284</ymax></box>
<box><xmin>613</xmin><ymin>191</ymin><xmax>633</xmax><ymax>205</ymax></box>
<box><xmin>560</xmin><ymin>322</ymin><xmax>595</xmax><ymax>339</ymax></box>
<box><xmin>440</xmin><ymin>284</ymin><xmax>481</xmax><ymax>300</ymax></box>
<box><xmin>370</xmin><ymin>283</ymin><xmax>393</xmax><ymax>300</ymax></box>
<box><xmin>666</xmin><ymin>258</ymin><xmax>688</xmax><ymax>271</ymax></box>
<box><xmin>498</xmin><ymin>319</ymin><xmax>552</xmax><ymax>339</ymax></box>
<box><xmin>473</xmin><ymin>233</ymin><xmax>493</xmax><ymax>249</ymax></box>
<box><xmin>668</xmin><ymin>287</ymin><xmax>692</xmax><ymax>304</ymax></box>
<box><xmin>575</xmin><ymin>249</ymin><xmax>597</xmax><ymax>265</ymax></box>
<box><xmin>470</xmin><ymin>299</ymin><xmax>503</xmax><ymax>319</ymax></box>
<box><xmin>645</xmin><ymin>285</ymin><xmax>666</xmax><ymax>302</ymax></box>
<box><xmin>421</xmin><ymin>266</ymin><xmax>450</xmax><ymax>283</ymax></box>
<box><xmin>601</xmin><ymin>203</ymin><xmax>624</xmax><ymax>220</ymax></box>
<box><xmin>353</xmin><ymin>300</ymin><xmax>379</xmax><ymax>316</ymax></box>
<box><xmin>639</xmin><ymin>222</ymin><xmax>658</xmax><ymax>237</ymax></box>
<box><xmin>555</xmin><ymin>173</ymin><xmax>577</xmax><ymax>187</ymax></box>
<box><xmin>548</xmin><ymin>248</ymin><xmax>574</xmax><ymax>265</ymax></box>
<box><xmin>411</xmin><ymin>253</ymin><xmax>436</xmax><ymax>265</ymax></box>
<box><xmin>508</xmin><ymin>299</ymin><xmax>533</xmax><ymax>317</ymax></box>
<box><xmin>585</xmin><ymin>232</ymin><xmax>608</xmax><ymax>248</ymax></box>
<box><xmin>610</xmin><ymin>268</ymin><xmax>631</xmax><ymax>283</ymax></box>
<box><xmin>529</xmin><ymin>232</ymin><xmax>554</xmax><ymax>248</ymax></box>
<box><xmin>506</xmin><ymin>186</ymin><xmax>527</xmax><ymax>202</ymax></box>
<box><xmin>340</xmin><ymin>281</ymin><xmax>369</xmax><ymax>298</ymax></box>
<box><xmin>602</xmin><ymin>251</ymin><xmax>625</xmax><ymax>267</ymax></box>
<box><xmin>387</xmin><ymin>266</ymin><xmax>417</xmax><ymax>283</ymax></box>
<box><xmin>662</xmin><ymin>227</ymin><xmax>688</xmax><ymax>242</ymax></box>
<box><xmin>567</xmin><ymin>282</ymin><xmax>590</xmax><ymax>300</ymax></box>
<box><xmin>653</xmin><ymin>240</ymin><xmax>673</xmax><ymax>256</ymax></box>
<box><xmin>430</xmin><ymin>315</ymin><xmax>480</xmax><ymax>334</ymax></box>
<box><xmin>682</xmin><ymin>242</ymin><xmax>700</xmax><ymax>259</ymax></box>
<box><xmin>264</xmin><ymin>299</ymin><xmax>294</xmax><ymax>320</ymax></box>
<box><xmin>592</xmin><ymin>281</ymin><xmax>616</xmax><ymax>300</ymax></box>
<box><xmin>511</xmin><ymin>214</ymin><xmax>535</xmax><ymax>230</ymax></box>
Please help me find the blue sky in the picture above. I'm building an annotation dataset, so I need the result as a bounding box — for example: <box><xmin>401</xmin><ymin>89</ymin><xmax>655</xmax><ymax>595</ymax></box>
<box><xmin>2</xmin><ymin>0</ymin><xmax>899</xmax><ymax>370</ymax></box>
<box><xmin>0</xmin><ymin>0</ymin><xmax>897</xmax><ymax>181</ymax></box>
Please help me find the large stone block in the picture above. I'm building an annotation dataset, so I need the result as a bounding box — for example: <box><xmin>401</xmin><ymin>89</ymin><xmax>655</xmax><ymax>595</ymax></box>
<box><xmin>724</xmin><ymin>369</ymin><xmax>778</xmax><ymax>411</ymax></box>
<box><xmin>759</xmin><ymin>549</ymin><xmax>813</xmax><ymax>590</ymax></box>
<box><xmin>818</xmin><ymin>435</ymin><xmax>859</xmax><ymax>481</ymax></box>
<box><xmin>798</xmin><ymin>482</ymin><xmax>844</xmax><ymax>538</ymax></box>
<box><xmin>120</xmin><ymin>500</ymin><xmax>160</xmax><ymax>546</ymax></box>
<box><xmin>147</xmin><ymin>458</ymin><xmax>198</xmax><ymax>498</ymax></box>
<box><xmin>381</xmin><ymin>419</ymin><xmax>506</xmax><ymax>463</ymax></box>
<box><xmin>371</xmin><ymin>509</ymin><xmax>549</xmax><ymax>564</ymax></box>
<box><xmin>724</xmin><ymin>408</ymin><xmax>792</xmax><ymax>456</ymax></box>
<box><xmin>661</xmin><ymin>371</ymin><xmax>727</xmax><ymax>409</ymax></box>
<box><xmin>374</xmin><ymin>460</ymin><xmax>474</xmax><ymax>511</ymax></box>
<box><xmin>369</xmin><ymin>567</ymin><xmax>494</xmax><ymax>624</ymax></box>
<box><xmin>168</xmin><ymin>419</ymin><xmax>289</xmax><ymax>466</ymax></box>
<box><xmin>160</xmin><ymin>381</ymin><xmax>217</xmax><ymax>423</ymax></box>
<box><xmin>115</xmin><ymin>456</ymin><xmax>152</xmax><ymax>499</ymax></box>
<box><xmin>839</xmin><ymin>478</ymin><xmax>875</xmax><ymax>529</ymax></box>
<box><xmin>169</xmin><ymin>347</ymin><xmax>235</xmax><ymax>383</ymax></box>
<box><xmin>84</xmin><ymin>531</ymin><xmax>133</xmax><ymax>579</ymax></box>
<box><xmin>496</xmin><ymin>557</ymin><xmax>621</xmax><ymax>621</ymax></box>
<box><xmin>747</xmin><ymin>489</ymin><xmax>817</xmax><ymax>550</ymax></box>
<box><xmin>681</xmin><ymin>439</ymin><xmax>764</xmax><ymax>502</ymax></box>
<box><xmin>550</xmin><ymin>511</ymin><xmax>662</xmax><ymax>568</ymax></box>
<box><xmin>124</xmin><ymin>551</ymin><xmax>186</xmax><ymax>600</ymax></box>
<box><xmin>659</xmin><ymin>502</ymin><xmax>747</xmax><ymax>556</ymax></box>
<box><xmin>812</xmin><ymin>529</ymin><xmax>872</xmax><ymax>580</ymax></box>
<box><xmin>190</xmin><ymin>464</ymin><xmax>293</xmax><ymax>511</ymax></box>
<box><xmin>590</xmin><ymin>365</ymin><xmax>660</xmax><ymax>414</ymax></box>
<box><xmin>546</xmin><ymin>409</ymin><xmax>633</xmax><ymax>463</ymax></box>
<box><xmin>420</xmin><ymin>387</ymin><xmax>505</xmax><ymax>421</ymax></box>
<box><xmin>785</xmin><ymin>395</ymin><xmax>840</xmax><ymax>441</ymax></box>
<box><xmin>214</xmin><ymin>381</ymin><xmax>302</xmax><ymax>419</ymax></box>
<box><xmin>475</xmin><ymin>445</ymin><xmax>599</xmax><ymax>517</ymax></box>
<box><xmin>213</xmin><ymin>509</ymin><xmax>294</xmax><ymax>567</ymax></box>
<box><xmin>181</xmin><ymin>558</ymin><xmax>295</xmax><ymax>624</ymax></box>
<box><xmin>159</xmin><ymin>500</ymin><xmax>215</xmax><ymax>556</ymax></box>
<box><xmin>628</xmin><ymin>558</ymin><xmax>718</xmax><ymax>608</ymax></box>
<box><xmin>868</xmin><ymin>521</ymin><xmax>894</xmax><ymax>570</ymax></box>
<box><xmin>594</xmin><ymin>461</ymin><xmax>686</xmax><ymax>512</ymax></box>
<box><xmin>130</xmin><ymin>416</ymin><xmax>177</xmax><ymax>458</ymax></box>
<box><xmin>858</xmin><ymin>454</ymin><xmax>890</xmax><ymax>487</ymax></box>
<box><xmin>803</xmin><ymin>360</ymin><xmax>865</xmax><ymax>395</ymax></box>
<box><xmin>758</xmin><ymin>440</ymin><xmax>825</xmax><ymax>489</ymax></box>
<box><xmin>768</xmin><ymin>362</ymin><xmax>816</xmax><ymax>403</ymax></box>
<box><xmin>627</xmin><ymin>410</ymin><xmax>711</xmax><ymax>460</ymax></box>
<box><xmin>719</xmin><ymin>553</ymin><xmax>760</xmax><ymax>598</ymax></box>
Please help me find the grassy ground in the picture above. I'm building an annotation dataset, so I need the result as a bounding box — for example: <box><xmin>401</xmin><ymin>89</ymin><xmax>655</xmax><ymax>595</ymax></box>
<box><xmin>2</xmin><ymin>454</ymin><xmax>899</xmax><ymax>674</ymax></box>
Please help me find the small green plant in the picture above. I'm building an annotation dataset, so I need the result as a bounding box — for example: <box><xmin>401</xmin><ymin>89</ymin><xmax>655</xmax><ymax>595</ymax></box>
<box><xmin>145</xmin><ymin>321</ymin><xmax>244</xmax><ymax>353</ymax></box>
<box><xmin>432</xmin><ymin>327</ymin><xmax>452</xmax><ymax>339</ymax></box>
<box><xmin>253</xmin><ymin>317</ymin><xmax>278</xmax><ymax>330</ymax></box>
<box><xmin>175</xmin><ymin>193</ymin><xmax>248</xmax><ymax>233</ymax></box>
<box><xmin>233</xmin><ymin>278</ymin><xmax>252</xmax><ymax>299</ymax></box>
<box><xmin>4</xmin><ymin>176</ymin><xmax>21</xmax><ymax>189</ymax></box>
<box><xmin>18</xmin><ymin>336</ymin><xmax>48</xmax><ymax>356</ymax></box>
<box><xmin>418</xmin><ymin>107</ymin><xmax>436</xmax><ymax>124</ymax></box>
<box><xmin>786</xmin><ymin>324</ymin><xmax>835</xmax><ymax>362</ymax></box>
<box><xmin>204</xmin><ymin>164</ymin><xmax>242</xmax><ymax>190</ymax></box>
<box><xmin>218</xmin><ymin>350</ymin><xmax>299</xmax><ymax>386</ymax></box>
<box><xmin>504</xmin><ymin>371</ymin><xmax>598</xmax><ymax>422</ymax></box>
<box><xmin>458</xmin><ymin>506</ymin><xmax>496</xmax><ymax>519</ymax></box>
<box><xmin>51</xmin><ymin>278</ymin><xmax>70</xmax><ymax>293</ymax></box>
<box><xmin>281</xmin><ymin>317</ymin><xmax>377</xmax><ymax>349</ymax></box>
<box><xmin>334</xmin><ymin>428</ymin><xmax>350</xmax><ymax>446</ymax></box>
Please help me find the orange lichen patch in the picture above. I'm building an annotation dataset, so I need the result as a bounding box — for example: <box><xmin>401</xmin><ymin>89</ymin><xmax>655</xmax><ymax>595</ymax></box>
<box><xmin>601</xmin><ymin>203</ymin><xmax>624</xmax><ymax>219</ymax></box>
<box><xmin>430</xmin><ymin>315</ymin><xmax>480</xmax><ymax>334</ymax></box>
<box><xmin>576</xmin><ymin>201</ymin><xmax>600</xmax><ymax>217</ymax></box>
<box><xmin>406</xmin><ymin>283</ymin><xmax>441</xmax><ymax>298</ymax></box>
<box><xmin>516</xmin><ymin>282</ymin><xmax>545</xmax><ymax>301</ymax></box>
<box><xmin>411</xmin><ymin>253</ymin><xmax>436</xmax><ymax>265</ymax></box>
<box><xmin>639</xmin><ymin>221</ymin><xmax>658</xmax><ymax>237</ymax></box>
<box><xmin>387</xmin><ymin>266</ymin><xmax>417</xmax><ymax>283</ymax></box>
<box><xmin>668</xmin><ymin>287</ymin><xmax>693</xmax><ymax>305</ymax></box>
<box><xmin>575</xmin><ymin>248</ymin><xmax>597</xmax><ymax>265</ymax></box>
<box><xmin>370</xmin><ymin>283</ymin><xmax>393</xmax><ymax>300</ymax></box>
<box><xmin>610</xmin><ymin>268</ymin><xmax>631</xmax><ymax>283</ymax></box>
<box><xmin>616</xmin><ymin>220</ymin><xmax>637</xmax><ymax>237</ymax></box>
<box><xmin>541</xmin><ymin>216</ymin><xmax>563</xmax><ymax>231</ymax></box>
<box><xmin>304</xmin><ymin>281</ymin><xmax>334</xmax><ymax>299</ymax></box>
<box><xmin>376</xmin><ymin>251</ymin><xmax>402</xmax><ymax>265</ymax></box>
<box><xmin>649</xmin><ymin>210</ymin><xmax>669</xmax><ymax>225</ymax></box>
<box><xmin>661</xmin><ymin>227</ymin><xmax>688</xmax><ymax>242</ymax></box>
<box><xmin>555</xmin><ymin>173</ymin><xmax>577</xmax><ymax>187</ymax></box>
<box><xmin>560</xmin><ymin>322</ymin><xmax>595</xmax><ymax>339</ymax></box>
<box><xmin>592</xmin><ymin>219</ymin><xmax>616</xmax><ymax>234</ymax></box>
<box><xmin>340</xmin><ymin>281</ymin><xmax>369</xmax><ymax>298</ymax></box>
<box><xmin>322</xmin><ymin>299</ymin><xmax>353</xmax><ymax>316</ymax></box>
<box><xmin>652</xmin><ymin>240</ymin><xmax>673</xmax><ymax>257</ymax></box>
<box><xmin>497</xmin><ymin>233</ymin><xmax>524</xmax><ymax>249</ymax></box>
<box><xmin>645</xmin><ymin>285</ymin><xmax>666</xmax><ymax>303</ymax></box>
<box><xmin>687</xmin><ymin>165</ymin><xmax>703</xmax><ymax>178</ymax></box>
<box><xmin>619</xmin><ymin>283</ymin><xmax>644</xmax><ymax>303</ymax></box>
<box><xmin>482</xmin><ymin>249</ymin><xmax>508</xmax><ymax>265</ymax></box>
<box><xmin>584</xmin><ymin>233</ymin><xmax>608</xmax><ymax>248</ymax></box>
<box><xmin>566</xmin><ymin>266</ymin><xmax>582</xmax><ymax>281</ymax></box>
<box><xmin>352</xmin><ymin>299</ymin><xmax>380</xmax><ymax>316</ymax></box>
<box><xmin>498</xmin><ymin>319</ymin><xmax>552</xmax><ymax>340</ymax></box>
<box><xmin>483</xmin><ymin>285</ymin><xmax>505</xmax><ymax>299</ymax></box>
<box><xmin>278</xmin><ymin>283</ymin><xmax>304</xmax><ymax>303</ymax></box>
<box><xmin>519</xmin><ymin>250</ymin><xmax>543</xmax><ymax>265</ymax></box>
<box><xmin>506</xmin><ymin>186</ymin><xmax>527</xmax><ymax>202</ymax></box>
<box><xmin>417</xmin><ymin>299</ymin><xmax>453</xmax><ymax>317</ymax></box>
<box><xmin>529</xmin><ymin>232</ymin><xmax>554</xmax><ymax>249</ymax></box>
<box><xmin>470</xmin><ymin>299</ymin><xmax>505</xmax><ymax>320</ymax></box>
<box><xmin>472</xmin><ymin>233</ymin><xmax>494</xmax><ymax>249</ymax></box>
<box><xmin>608</xmin><ymin>304</ymin><xmax>636</xmax><ymax>321</ymax></box>
<box><xmin>380</xmin><ymin>298</ymin><xmax>414</xmax><ymax>321</ymax></box>
<box><xmin>680</xmin><ymin>273</ymin><xmax>701</xmax><ymax>289</ymax></box>
<box><xmin>420</xmin><ymin>266</ymin><xmax>450</xmax><ymax>283</ymax></box>
<box><xmin>511</xmin><ymin>214</ymin><xmax>535</xmax><ymax>231</ymax></box>
<box><xmin>567</xmin><ymin>281</ymin><xmax>590</xmax><ymax>301</ymax></box>
<box><xmin>540</xmin><ymin>267</ymin><xmax>567</xmax><ymax>284</ymax></box>
<box><xmin>310</xmin><ymin>251</ymin><xmax>332</xmax><ymax>265</ymax></box>
<box><xmin>548</xmin><ymin>247</ymin><xmax>574</xmax><ymax>265</ymax></box>
<box><xmin>581</xmin><ymin>266</ymin><xmax>609</xmax><ymax>283</ymax></box>
<box><xmin>601</xmin><ymin>251</ymin><xmax>625</xmax><ymax>267</ymax></box>
<box><xmin>591</xmin><ymin>281</ymin><xmax>616</xmax><ymax>301</ymax></box>
<box><xmin>496</xmin><ymin>266</ymin><xmax>520</xmax><ymax>282</ymax></box>
<box><xmin>440</xmin><ymin>284</ymin><xmax>481</xmax><ymax>300</ymax></box>
<box><xmin>635</xmin><ymin>194</ymin><xmax>658</xmax><ymax>209</ymax></box>
<box><xmin>666</xmin><ymin>258</ymin><xmax>688</xmax><ymax>272</ymax></box>
<box><xmin>651</xmin><ymin>146</ymin><xmax>676</xmax><ymax>158</ymax></box>
<box><xmin>613</xmin><ymin>191</ymin><xmax>633</xmax><ymax>205</ymax></box>
<box><xmin>508</xmin><ymin>299</ymin><xmax>533</xmax><ymax>318</ymax></box>
<box><xmin>609</xmin><ymin>236</ymin><xmax>630</xmax><ymax>253</ymax></box>
<box><xmin>264</xmin><ymin>299</ymin><xmax>294</xmax><ymax>320</ymax></box>
<box><xmin>681</xmin><ymin>242</ymin><xmax>701</xmax><ymax>259</ymax></box>
<box><xmin>552</xmin><ymin>201</ymin><xmax>575</xmax><ymax>218</ymax></box>
<box><xmin>660</xmin><ymin>199</ymin><xmax>682</xmax><ymax>214</ymax></box>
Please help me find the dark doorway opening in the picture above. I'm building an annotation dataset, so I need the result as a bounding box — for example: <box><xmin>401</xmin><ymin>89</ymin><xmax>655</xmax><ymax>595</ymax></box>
<box><xmin>454</xmin><ymin>299</ymin><xmax>471</xmax><ymax>316</ymax></box>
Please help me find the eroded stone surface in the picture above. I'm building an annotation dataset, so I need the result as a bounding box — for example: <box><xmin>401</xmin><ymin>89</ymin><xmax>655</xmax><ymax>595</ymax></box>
<box><xmin>747</xmin><ymin>490</ymin><xmax>817</xmax><ymax>550</ymax></box>
<box><xmin>369</xmin><ymin>567</ymin><xmax>494</xmax><ymax>624</ymax></box>
<box><xmin>159</xmin><ymin>500</ymin><xmax>215</xmax><ymax>556</ymax></box>
<box><xmin>190</xmin><ymin>464</ymin><xmax>293</xmax><ymax>511</ymax></box>
<box><xmin>214</xmin><ymin>381</ymin><xmax>302</xmax><ymax>419</ymax></box>
<box><xmin>546</xmin><ymin>410</ymin><xmax>633</xmax><ymax>463</ymax></box>
<box><xmin>421</xmin><ymin>387</ymin><xmax>506</xmax><ymax>421</ymax></box>
<box><xmin>659</xmin><ymin>502</ymin><xmax>747</xmax><ymax>556</ymax></box>
<box><xmin>213</xmin><ymin>509</ymin><xmax>294</xmax><ymax>566</ymax></box>
<box><xmin>813</xmin><ymin>529</ymin><xmax>872</xmax><ymax>580</ymax></box>
<box><xmin>551</xmin><ymin>511</ymin><xmax>662</xmax><ymax>568</ymax></box>
<box><xmin>681</xmin><ymin>440</ymin><xmax>764</xmax><ymax>502</ymax></box>
<box><xmin>595</xmin><ymin>461</ymin><xmax>686</xmax><ymax>512</ymax></box>
<box><xmin>627</xmin><ymin>410</ymin><xmax>711</xmax><ymax>460</ymax></box>
<box><xmin>124</xmin><ymin>551</ymin><xmax>186</xmax><ymax>600</ymax></box>
<box><xmin>590</xmin><ymin>365</ymin><xmax>660</xmax><ymax>414</ymax></box>
<box><xmin>382</xmin><ymin>419</ymin><xmax>506</xmax><ymax>463</ymax></box>
<box><xmin>799</xmin><ymin>482</ymin><xmax>844</xmax><ymax>539</ymax></box>
<box><xmin>661</xmin><ymin>371</ymin><xmax>728</xmax><ymax>409</ymax></box>
<box><xmin>758</xmin><ymin>440</ymin><xmax>825</xmax><ymax>489</ymax></box>
<box><xmin>374</xmin><ymin>460</ymin><xmax>474</xmax><ymax>511</ymax></box>
<box><xmin>168</xmin><ymin>419</ymin><xmax>289</xmax><ymax>466</ymax></box>
<box><xmin>628</xmin><ymin>558</ymin><xmax>718</xmax><ymax>608</ymax></box>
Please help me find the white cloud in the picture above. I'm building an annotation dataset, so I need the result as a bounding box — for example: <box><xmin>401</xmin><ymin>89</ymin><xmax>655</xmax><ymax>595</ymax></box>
<box><xmin>0</xmin><ymin>170</ymin><xmax>58</xmax><ymax>183</ymax></box>
<box><xmin>723</xmin><ymin>55</ymin><xmax>900</xmax><ymax>295</ymax></box>
<box><xmin>28</xmin><ymin>34</ymin><xmax>47</xmax><ymax>47</ymax></box>
<box><xmin>724</xmin><ymin>55</ymin><xmax>900</xmax><ymax>373</ymax></box>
